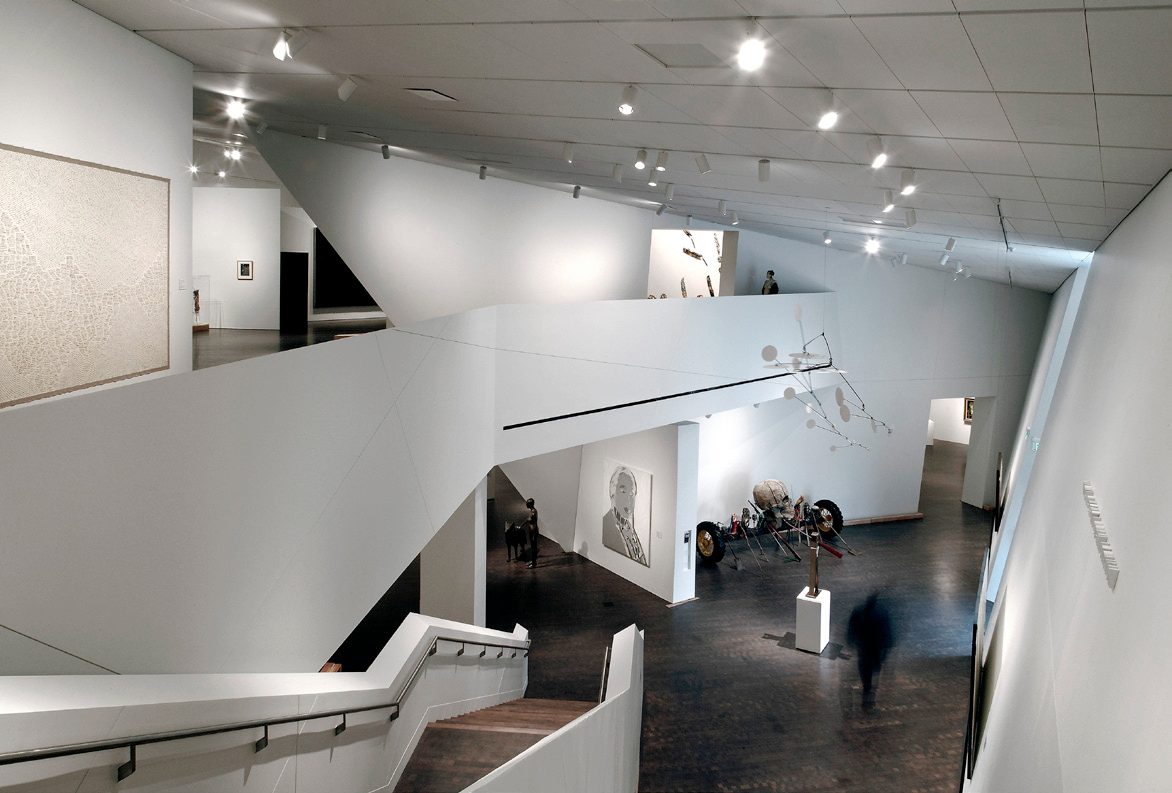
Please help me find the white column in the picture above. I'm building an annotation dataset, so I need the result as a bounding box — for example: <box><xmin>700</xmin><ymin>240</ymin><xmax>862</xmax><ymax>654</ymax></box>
<box><xmin>672</xmin><ymin>422</ymin><xmax>700</xmax><ymax>604</ymax></box>
<box><xmin>420</xmin><ymin>476</ymin><xmax>487</xmax><ymax>626</ymax></box>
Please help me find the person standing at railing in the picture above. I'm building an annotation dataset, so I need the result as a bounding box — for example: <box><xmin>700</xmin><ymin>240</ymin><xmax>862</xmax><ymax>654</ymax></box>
<box><xmin>522</xmin><ymin>498</ymin><xmax>539</xmax><ymax>568</ymax></box>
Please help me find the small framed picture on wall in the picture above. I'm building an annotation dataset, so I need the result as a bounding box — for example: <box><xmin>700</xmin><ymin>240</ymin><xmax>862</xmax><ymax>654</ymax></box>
<box><xmin>237</xmin><ymin>260</ymin><xmax>253</xmax><ymax>280</ymax></box>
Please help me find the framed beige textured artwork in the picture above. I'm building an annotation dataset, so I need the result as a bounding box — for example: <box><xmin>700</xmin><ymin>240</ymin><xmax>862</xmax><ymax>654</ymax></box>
<box><xmin>0</xmin><ymin>143</ymin><xmax>170</xmax><ymax>408</ymax></box>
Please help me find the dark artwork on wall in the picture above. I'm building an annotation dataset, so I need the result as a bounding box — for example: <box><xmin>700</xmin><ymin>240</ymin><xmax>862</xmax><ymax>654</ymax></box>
<box><xmin>313</xmin><ymin>228</ymin><xmax>379</xmax><ymax>312</ymax></box>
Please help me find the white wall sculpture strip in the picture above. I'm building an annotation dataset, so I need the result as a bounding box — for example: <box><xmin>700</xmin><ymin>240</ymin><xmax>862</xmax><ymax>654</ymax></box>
<box><xmin>0</xmin><ymin>143</ymin><xmax>169</xmax><ymax>408</ymax></box>
<box><xmin>1081</xmin><ymin>481</ymin><xmax>1119</xmax><ymax>590</ymax></box>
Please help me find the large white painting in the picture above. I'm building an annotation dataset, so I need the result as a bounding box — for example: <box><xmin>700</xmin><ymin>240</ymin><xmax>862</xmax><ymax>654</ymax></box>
<box><xmin>0</xmin><ymin>144</ymin><xmax>169</xmax><ymax>408</ymax></box>
<box><xmin>602</xmin><ymin>458</ymin><xmax>652</xmax><ymax>567</ymax></box>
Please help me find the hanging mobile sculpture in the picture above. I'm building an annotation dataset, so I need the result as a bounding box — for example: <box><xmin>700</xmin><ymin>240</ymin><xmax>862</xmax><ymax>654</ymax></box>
<box><xmin>761</xmin><ymin>303</ymin><xmax>893</xmax><ymax>452</ymax></box>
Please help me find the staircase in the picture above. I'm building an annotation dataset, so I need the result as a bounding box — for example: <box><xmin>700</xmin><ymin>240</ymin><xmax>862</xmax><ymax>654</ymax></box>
<box><xmin>394</xmin><ymin>698</ymin><xmax>596</xmax><ymax>792</ymax></box>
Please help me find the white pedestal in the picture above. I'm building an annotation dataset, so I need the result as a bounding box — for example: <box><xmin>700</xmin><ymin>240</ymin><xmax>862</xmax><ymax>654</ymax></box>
<box><xmin>795</xmin><ymin>587</ymin><xmax>831</xmax><ymax>654</ymax></box>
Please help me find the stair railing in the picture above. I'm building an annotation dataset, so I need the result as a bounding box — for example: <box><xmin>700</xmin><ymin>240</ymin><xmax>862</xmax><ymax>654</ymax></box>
<box><xmin>0</xmin><ymin>635</ymin><xmax>528</xmax><ymax>782</ymax></box>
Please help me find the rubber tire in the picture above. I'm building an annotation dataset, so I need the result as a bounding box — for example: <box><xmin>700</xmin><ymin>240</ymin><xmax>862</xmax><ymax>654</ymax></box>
<box><xmin>695</xmin><ymin>522</ymin><xmax>726</xmax><ymax>566</ymax></box>
<box><xmin>813</xmin><ymin>500</ymin><xmax>844</xmax><ymax>540</ymax></box>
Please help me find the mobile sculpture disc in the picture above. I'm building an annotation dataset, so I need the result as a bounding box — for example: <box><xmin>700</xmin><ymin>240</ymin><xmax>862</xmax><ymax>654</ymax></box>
<box><xmin>761</xmin><ymin>303</ymin><xmax>893</xmax><ymax>452</ymax></box>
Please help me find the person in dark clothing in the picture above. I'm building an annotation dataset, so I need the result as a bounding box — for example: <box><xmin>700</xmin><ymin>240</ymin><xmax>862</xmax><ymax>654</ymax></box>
<box><xmin>846</xmin><ymin>592</ymin><xmax>895</xmax><ymax>710</ymax></box>
<box><xmin>522</xmin><ymin>498</ymin><xmax>539</xmax><ymax>568</ymax></box>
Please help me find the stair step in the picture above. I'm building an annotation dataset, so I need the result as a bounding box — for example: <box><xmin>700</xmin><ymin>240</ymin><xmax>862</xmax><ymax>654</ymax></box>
<box><xmin>393</xmin><ymin>699</ymin><xmax>595</xmax><ymax>792</ymax></box>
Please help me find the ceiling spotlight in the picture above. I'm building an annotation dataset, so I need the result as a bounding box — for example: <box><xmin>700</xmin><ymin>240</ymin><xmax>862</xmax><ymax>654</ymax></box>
<box><xmin>648</xmin><ymin>172</ymin><xmax>658</xmax><ymax>187</ymax></box>
<box><xmin>635</xmin><ymin>149</ymin><xmax>647</xmax><ymax>170</ymax></box>
<box><xmin>758</xmin><ymin>159</ymin><xmax>770</xmax><ymax>182</ymax></box>
<box><xmin>562</xmin><ymin>142</ymin><xmax>574</xmax><ymax>163</ymax></box>
<box><xmin>900</xmin><ymin>169</ymin><xmax>916</xmax><ymax>196</ymax></box>
<box><xmin>730</xmin><ymin>210</ymin><xmax>740</xmax><ymax>225</ymax></box>
<box><xmin>479</xmin><ymin>165</ymin><xmax>487</xmax><ymax>180</ymax></box>
<box><xmin>865</xmin><ymin>237</ymin><xmax>880</xmax><ymax>254</ymax></box>
<box><xmin>382</xmin><ymin>144</ymin><xmax>391</xmax><ymax>159</ymax></box>
<box><xmin>686</xmin><ymin>215</ymin><xmax>693</xmax><ymax>227</ymax></box>
<box><xmin>188</xmin><ymin>165</ymin><xmax>198</xmax><ymax>175</ymax></box>
<box><xmin>867</xmin><ymin>137</ymin><xmax>887</xmax><ymax>169</ymax></box>
<box><xmin>899</xmin><ymin>252</ymin><xmax>908</xmax><ymax>266</ymax></box>
<box><xmin>256</xmin><ymin>122</ymin><xmax>268</xmax><ymax>136</ymax></box>
<box><xmin>619</xmin><ymin>84</ymin><xmax>637</xmax><ymax>116</ymax></box>
<box><xmin>226</xmin><ymin>98</ymin><xmax>245</xmax><ymax>120</ymax></box>
<box><xmin>655</xmin><ymin>151</ymin><xmax>668</xmax><ymax>171</ymax></box>
<box><xmin>217</xmin><ymin>170</ymin><xmax>226</xmax><ymax>178</ymax></box>
<box><xmin>696</xmin><ymin>153</ymin><xmax>711</xmax><ymax>174</ymax></box>
<box><xmin>656</xmin><ymin>204</ymin><xmax>667</xmax><ymax>216</ymax></box>
<box><xmin>964</xmin><ymin>267</ymin><xmax>973</xmax><ymax>279</ymax></box>
<box><xmin>939</xmin><ymin>253</ymin><xmax>950</xmax><ymax>267</ymax></box>
<box><xmin>905</xmin><ymin>208</ymin><xmax>916</xmax><ymax>229</ymax></box>
<box><xmin>286</xmin><ymin>30</ymin><xmax>310</xmax><ymax>58</ymax></box>
<box><xmin>818</xmin><ymin>91</ymin><xmax>838</xmax><ymax>130</ymax></box>
<box><xmin>718</xmin><ymin>199</ymin><xmax>727</xmax><ymax>216</ymax></box>
<box><xmin>882</xmin><ymin>190</ymin><xmax>895</xmax><ymax>213</ymax></box>
<box><xmin>223</xmin><ymin>149</ymin><xmax>232</xmax><ymax>158</ymax></box>
<box><xmin>737</xmin><ymin>37</ymin><xmax>766</xmax><ymax>71</ymax></box>
<box><xmin>338</xmin><ymin>77</ymin><xmax>358</xmax><ymax>102</ymax></box>
<box><xmin>945</xmin><ymin>237</ymin><xmax>956</xmax><ymax>252</ymax></box>
<box><xmin>229</xmin><ymin>148</ymin><xmax>242</xmax><ymax>161</ymax></box>
<box><xmin>955</xmin><ymin>260</ymin><xmax>964</xmax><ymax>274</ymax></box>
<box><xmin>273</xmin><ymin>30</ymin><xmax>289</xmax><ymax>60</ymax></box>
<box><xmin>665</xmin><ymin>183</ymin><xmax>674</xmax><ymax>201</ymax></box>
<box><xmin>317</xmin><ymin>125</ymin><xmax>327</xmax><ymax>140</ymax></box>
<box><xmin>823</xmin><ymin>231</ymin><xmax>832</xmax><ymax>244</ymax></box>
<box><xmin>613</xmin><ymin>164</ymin><xmax>623</xmax><ymax>183</ymax></box>
<box><xmin>573</xmin><ymin>185</ymin><xmax>581</xmax><ymax>199</ymax></box>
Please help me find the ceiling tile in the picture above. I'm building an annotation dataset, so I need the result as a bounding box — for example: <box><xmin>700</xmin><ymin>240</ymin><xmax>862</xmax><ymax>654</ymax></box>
<box><xmin>975</xmin><ymin>173</ymin><xmax>1045</xmax><ymax>201</ymax></box>
<box><xmin>602</xmin><ymin>19</ymin><xmax>819</xmax><ymax>86</ymax></box>
<box><xmin>1095</xmin><ymin>95</ymin><xmax>1172</xmax><ymax>149</ymax></box>
<box><xmin>707</xmin><ymin>126</ymin><xmax>791</xmax><ymax>157</ymax></box>
<box><xmin>484</xmin><ymin>22</ymin><xmax>678</xmax><ymax>82</ymax></box>
<box><xmin>756</xmin><ymin>18</ymin><xmax>903</xmax><ymax>90</ymax></box>
<box><xmin>1099</xmin><ymin>148</ymin><xmax>1172</xmax><ymax>185</ymax></box>
<box><xmin>646</xmin><ymin>0</ymin><xmax>747</xmax><ymax>16</ymax></box>
<box><xmin>888</xmin><ymin>138</ymin><xmax>968</xmax><ymax>172</ymax></box>
<box><xmin>948</xmin><ymin>140</ymin><xmax>1032</xmax><ymax>176</ymax></box>
<box><xmin>961</xmin><ymin>11</ymin><xmax>1092</xmax><ymax>93</ymax></box>
<box><xmin>1036</xmin><ymin>177</ymin><xmax>1105</xmax><ymax>206</ymax></box>
<box><xmin>998</xmin><ymin>93</ymin><xmax>1099</xmax><ymax>145</ymax></box>
<box><xmin>912</xmin><ymin>92</ymin><xmax>1015</xmax><ymax>140</ymax></box>
<box><xmin>1046</xmin><ymin>203</ymin><xmax>1120</xmax><ymax>225</ymax></box>
<box><xmin>736</xmin><ymin>0</ymin><xmax>845</xmax><ymax>13</ymax></box>
<box><xmin>837</xmin><ymin>0</ymin><xmax>955</xmax><ymax>10</ymax></box>
<box><xmin>961</xmin><ymin>213</ymin><xmax>1003</xmax><ymax>230</ymax></box>
<box><xmin>853</xmin><ymin>15</ymin><xmax>992</xmax><ymax>91</ymax></box>
<box><xmin>954</xmin><ymin>0</ymin><xmax>1083</xmax><ymax>8</ymax></box>
<box><xmin>832</xmin><ymin>90</ymin><xmax>941</xmax><ymax>138</ymax></box>
<box><xmin>428</xmin><ymin>0</ymin><xmax>588</xmax><ymax>22</ymax></box>
<box><xmin>764</xmin><ymin>130</ymin><xmax>855</xmax><ymax>164</ymax></box>
<box><xmin>946</xmin><ymin>195</ymin><xmax>999</xmax><ymax>215</ymax></box>
<box><xmin>78</xmin><ymin>0</ymin><xmax>459</xmax><ymax>27</ymax></box>
<box><xmin>565</xmin><ymin>0</ymin><xmax>663</xmax><ymax>19</ymax></box>
<box><xmin>642</xmin><ymin>85</ymin><xmax>805</xmax><ymax>129</ymax></box>
<box><xmin>1104</xmin><ymin>182</ymin><xmax>1152</xmax><ymax>208</ymax></box>
<box><xmin>926</xmin><ymin>172</ymin><xmax>990</xmax><ymax>198</ymax></box>
<box><xmin>1057</xmin><ymin>222</ymin><xmax>1110</xmax><ymax>241</ymax></box>
<box><xmin>1019</xmin><ymin>143</ymin><xmax>1102</xmax><ymax>180</ymax></box>
<box><xmin>997</xmin><ymin>199</ymin><xmax>1053</xmax><ymax>221</ymax></box>
<box><xmin>1008</xmin><ymin>218</ymin><xmax>1061</xmax><ymax>237</ymax></box>
<box><xmin>758</xmin><ymin>88</ymin><xmax>873</xmax><ymax>134</ymax></box>
<box><xmin>1086</xmin><ymin>9</ymin><xmax>1172</xmax><ymax>94</ymax></box>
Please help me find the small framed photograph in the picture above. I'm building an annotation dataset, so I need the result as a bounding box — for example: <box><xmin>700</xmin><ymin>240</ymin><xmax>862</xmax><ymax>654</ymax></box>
<box><xmin>964</xmin><ymin>397</ymin><xmax>975</xmax><ymax>425</ymax></box>
<box><xmin>237</xmin><ymin>260</ymin><xmax>253</xmax><ymax>280</ymax></box>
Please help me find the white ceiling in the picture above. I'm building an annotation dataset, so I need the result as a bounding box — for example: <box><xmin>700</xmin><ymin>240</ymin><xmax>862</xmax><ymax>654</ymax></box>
<box><xmin>75</xmin><ymin>0</ymin><xmax>1172</xmax><ymax>292</ymax></box>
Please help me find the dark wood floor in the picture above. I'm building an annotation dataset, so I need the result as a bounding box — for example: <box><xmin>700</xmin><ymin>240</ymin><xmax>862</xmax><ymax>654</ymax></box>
<box><xmin>394</xmin><ymin>699</ymin><xmax>596</xmax><ymax>792</ymax></box>
<box><xmin>191</xmin><ymin>318</ymin><xmax>387</xmax><ymax>370</ymax></box>
<box><xmin>487</xmin><ymin>440</ymin><xmax>987</xmax><ymax>793</ymax></box>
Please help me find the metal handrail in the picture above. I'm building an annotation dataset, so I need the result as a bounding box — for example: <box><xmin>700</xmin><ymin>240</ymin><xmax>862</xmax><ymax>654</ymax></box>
<box><xmin>0</xmin><ymin>634</ymin><xmax>528</xmax><ymax>782</ymax></box>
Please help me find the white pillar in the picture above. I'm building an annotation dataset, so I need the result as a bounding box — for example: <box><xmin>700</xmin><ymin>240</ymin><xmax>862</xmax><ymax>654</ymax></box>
<box><xmin>671</xmin><ymin>421</ymin><xmax>699</xmax><ymax>604</ymax></box>
<box><xmin>420</xmin><ymin>476</ymin><xmax>487</xmax><ymax>626</ymax></box>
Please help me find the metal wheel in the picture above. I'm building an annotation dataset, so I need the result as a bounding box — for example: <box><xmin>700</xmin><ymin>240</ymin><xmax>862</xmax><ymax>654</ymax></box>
<box><xmin>696</xmin><ymin>522</ymin><xmax>726</xmax><ymax>566</ymax></box>
<box><xmin>813</xmin><ymin>499</ymin><xmax>844</xmax><ymax>540</ymax></box>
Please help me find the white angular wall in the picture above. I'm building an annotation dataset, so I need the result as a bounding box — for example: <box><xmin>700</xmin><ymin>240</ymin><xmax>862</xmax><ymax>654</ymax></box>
<box><xmin>970</xmin><ymin>174</ymin><xmax>1172</xmax><ymax>792</ymax></box>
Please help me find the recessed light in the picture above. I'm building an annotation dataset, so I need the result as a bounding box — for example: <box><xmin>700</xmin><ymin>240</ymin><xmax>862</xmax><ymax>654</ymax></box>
<box><xmin>189</xmin><ymin>165</ymin><xmax>198</xmax><ymax>175</ymax></box>
<box><xmin>226</xmin><ymin>98</ymin><xmax>245</xmax><ymax>120</ymax></box>
<box><xmin>865</xmin><ymin>237</ymin><xmax>880</xmax><ymax>254</ymax></box>
<box><xmin>737</xmin><ymin>38</ymin><xmax>766</xmax><ymax>71</ymax></box>
<box><xmin>218</xmin><ymin>170</ymin><xmax>226</xmax><ymax>178</ymax></box>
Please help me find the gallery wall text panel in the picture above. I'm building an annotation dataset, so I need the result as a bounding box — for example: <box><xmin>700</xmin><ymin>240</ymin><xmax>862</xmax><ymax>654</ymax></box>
<box><xmin>0</xmin><ymin>143</ymin><xmax>169</xmax><ymax>408</ymax></box>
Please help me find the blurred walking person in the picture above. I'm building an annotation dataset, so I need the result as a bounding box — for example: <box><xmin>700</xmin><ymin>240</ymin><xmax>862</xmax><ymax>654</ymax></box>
<box><xmin>847</xmin><ymin>592</ymin><xmax>894</xmax><ymax>711</ymax></box>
